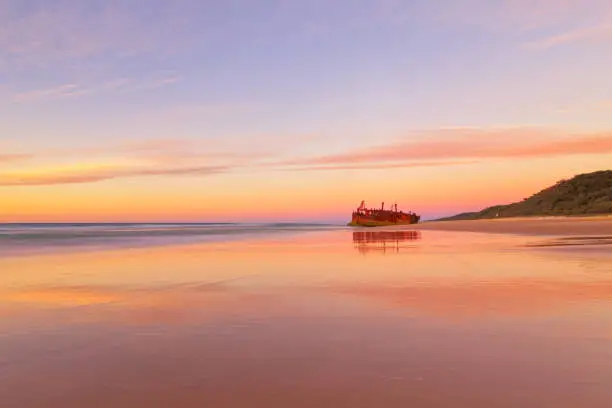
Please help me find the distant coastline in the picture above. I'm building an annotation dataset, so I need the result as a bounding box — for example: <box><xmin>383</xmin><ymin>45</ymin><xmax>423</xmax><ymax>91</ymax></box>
<box><xmin>437</xmin><ymin>170</ymin><xmax>611</xmax><ymax>221</ymax></box>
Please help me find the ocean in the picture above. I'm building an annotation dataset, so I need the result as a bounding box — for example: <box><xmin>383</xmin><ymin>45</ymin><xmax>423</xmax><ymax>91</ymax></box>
<box><xmin>0</xmin><ymin>222</ymin><xmax>344</xmax><ymax>254</ymax></box>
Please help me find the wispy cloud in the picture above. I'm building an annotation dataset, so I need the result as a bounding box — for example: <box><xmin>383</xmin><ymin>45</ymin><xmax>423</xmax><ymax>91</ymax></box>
<box><xmin>525</xmin><ymin>21</ymin><xmax>612</xmax><ymax>49</ymax></box>
<box><xmin>555</xmin><ymin>99</ymin><xmax>612</xmax><ymax>114</ymax></box>
<box><xmin>13</xmin><ymin>83</ymin><xmax>83</xmax><ymax>102</ymax></box>
<box><xmin>393</xmin><ymin>0</ymin><xmax>612</xmax><ymax>49</ymax></box>
<box><xmin>148</xmin><ymin>102</ymin><xmax>262</xmax><ymax>122</ymax></box>
<box><xmin>0</xmin><ymin>153</ymin><xmax>31</xmax><ymax>163</ymax></box>
<box><xmin>276</xmin><ymin>128</ymin><xmax>612</xmax><ymax>170</ymax></box>
<box><xmin>0</xmin><ymin>137</ymin><xmax>264</xmax><ymax>187</ymax></box>
<box><xmin>3</xmin><ymin>128</ymin><xmax>612</xmax><ymax>186</ymax></box>
<box><xmin>0</xmin><ymin>1</ymin><xmax>197</xmax><ymax>69</ymax></box>
<box><xmin>297</xmin><ymin>0</ymin><xmax>595</xmax><ymax>36</ymax></box>
<box><xmin>58</xmin><ymin>138</ymin><xmax>271</xmax><ymax>165</ymax></box>
<box><xmin>285</xmin><ymin>160</ymin><xmax>477</xmax><ymax>171</ymax></box>
<box><xmin>365</xmin><ymin>0</ymin><xmax>612</xmax><ymax>35</ymax></box>
<box><xmin>140</xmin><ymin>75</ymin><xmax>182</xmax><ymax>89</ymax></box>
<box><xmin>0</xmin><ymin>163</ymin><xmax>228</xmax><ymax>187</ymax></box>
<box><xmin>12</xmin><ymin>75</ymin><xmax>179</xmax><ymax>103</ymax></box>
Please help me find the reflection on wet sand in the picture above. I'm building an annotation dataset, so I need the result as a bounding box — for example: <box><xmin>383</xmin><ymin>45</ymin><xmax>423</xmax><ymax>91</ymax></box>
<box><xmin>353</xmin><ymin>230</ymin><xmax>421</xmax><ymax>254</ymax></box>
<box><xmin>1</xmin><ymin>230</ymin><xmax>612</xmax><ymax>408</ymax></box>
<box><xmin>0</xmin><ymin>283</ymin><xmax>277</xmax><ymax>326</ymax></box>
<box><xmin>526</xmin><ymin>235</ymin><xmax>612</xmax><ymax>248</ymax></box>
<box><xmin>329</xmin><ymin>279</ymin><xmax>612</xmax><ymax>318</ymax></box>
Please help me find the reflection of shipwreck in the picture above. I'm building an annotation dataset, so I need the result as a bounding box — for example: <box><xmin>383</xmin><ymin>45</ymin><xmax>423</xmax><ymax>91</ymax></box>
<box><xmin>348</xmin><ymin>201</ymin><xmax>420</xmax><ymax>227</ymax></box>
<box><xmin>352</xmin><ymin>230</ymin><xmax>421</xmax><ymax>254</ymax></box>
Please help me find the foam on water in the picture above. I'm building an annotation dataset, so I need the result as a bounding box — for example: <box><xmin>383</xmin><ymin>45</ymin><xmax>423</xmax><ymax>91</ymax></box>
<box><xmin>0</xmin><ymin>222</ymin><xmax>346</xmax><ymax>255</ymax></box>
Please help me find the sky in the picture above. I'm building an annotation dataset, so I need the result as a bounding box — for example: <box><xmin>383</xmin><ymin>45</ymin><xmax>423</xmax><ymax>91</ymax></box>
<box><xmin>1</xmin><ymin>0</ymin><xmax>611</xmax><ymax>222</ymax></box>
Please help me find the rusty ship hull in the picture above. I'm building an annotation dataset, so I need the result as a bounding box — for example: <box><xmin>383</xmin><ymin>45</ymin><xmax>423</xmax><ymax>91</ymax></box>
<box><xmin>347</xmin><ymin>201</ymin><xmax>420</xmax><ymax>227</ymax></box>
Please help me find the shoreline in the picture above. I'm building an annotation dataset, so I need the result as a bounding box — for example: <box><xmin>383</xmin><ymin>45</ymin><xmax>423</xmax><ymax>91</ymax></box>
<box><xmin>382</xmin><ymin>215</ymin><xmax>612</xmax><ymax>236</ymax></box>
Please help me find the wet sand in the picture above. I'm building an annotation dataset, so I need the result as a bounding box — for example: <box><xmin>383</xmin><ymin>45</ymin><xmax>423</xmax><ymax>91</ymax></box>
<box><xmin>405</xmin><ymin>215</ymin><xmax>612</xmax><ymax>235</ymax></box>
<box><xmin>1</xmin><ymin>228</ymin><xmax>611</xmax><ymax>407</ymax></box>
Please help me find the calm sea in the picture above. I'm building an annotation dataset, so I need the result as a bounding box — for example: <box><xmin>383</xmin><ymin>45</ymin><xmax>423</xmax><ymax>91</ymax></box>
<box><xmin>0</xmin><ymin>222</ymin><xmax>344</xmax><ymax>254</ymax></box>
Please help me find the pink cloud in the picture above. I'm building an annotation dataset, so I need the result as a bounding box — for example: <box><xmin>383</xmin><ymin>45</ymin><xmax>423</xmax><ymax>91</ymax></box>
<box><xmin>4</xmin><ymin>128</ymin><xmax>612</xmax><ymax>187</ymax></box>
<box><xmin>286</xmin><ymin>160</ymin><xmax>477</xmax><ymax>171</ymax></box>
<box><xmin>277</xmin><ymin>128</ymin><xmax>612</xmax><ymax>169</ymax></box>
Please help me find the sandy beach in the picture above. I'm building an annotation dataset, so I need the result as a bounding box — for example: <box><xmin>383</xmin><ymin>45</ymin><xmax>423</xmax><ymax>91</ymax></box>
<box><xmin>398</xmin><ymin>215</ymin><xmax>612</xmax><ymax>236</ymax></box>
<box><xmin>1</xmin><ymin>224</ymin><xmax>612</xmax><ymax>407</ymax></box>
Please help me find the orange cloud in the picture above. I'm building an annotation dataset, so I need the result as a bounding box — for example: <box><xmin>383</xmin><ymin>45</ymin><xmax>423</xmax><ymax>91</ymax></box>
<box><xmin>0</xmin><ymin>136</ymin><xmax>271</xmax><ymax>187</ymax></box>
<box><xmin>0</xmin><ymin>154</ymin><xmax>30</xmax><ymax>163</ymax></box>
<box><xmin>0</xmin><ymin>164</ymin><xmax>228</xmax><ymax>186</ymax></box>
<box><xmin>278</xmin><ymin>128</ymin><xmax>612</xmax><ymax>169</ymax></box>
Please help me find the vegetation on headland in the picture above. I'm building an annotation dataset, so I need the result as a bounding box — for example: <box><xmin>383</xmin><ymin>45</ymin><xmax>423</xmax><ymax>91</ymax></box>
<box><xmin>438</xmin><ymin>170</ymin><xmax>612</xmax><ymax>221</ymax></box>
